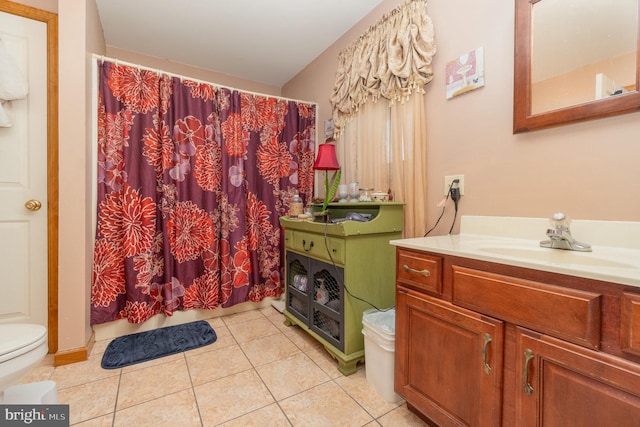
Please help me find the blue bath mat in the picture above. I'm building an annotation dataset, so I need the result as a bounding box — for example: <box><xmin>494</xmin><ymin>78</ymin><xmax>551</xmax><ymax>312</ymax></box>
<box><xmin>101</xmin><ymin>320</ymin><xmax>217</xmax><ymax>369</ymax></box>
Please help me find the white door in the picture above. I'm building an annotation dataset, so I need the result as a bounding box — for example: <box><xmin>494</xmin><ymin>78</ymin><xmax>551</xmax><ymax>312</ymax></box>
<box><xmin>0</xmin><ymin>11</ymin><xmax>49</xmax><ymax>326</ymax></box>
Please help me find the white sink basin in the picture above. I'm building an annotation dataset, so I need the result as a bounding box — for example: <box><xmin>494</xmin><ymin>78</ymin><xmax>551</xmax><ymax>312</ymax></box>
<box><xmin>477</xmin><ymin>246</ymin><xmax>635</xmax><ymax>269</ymax></box>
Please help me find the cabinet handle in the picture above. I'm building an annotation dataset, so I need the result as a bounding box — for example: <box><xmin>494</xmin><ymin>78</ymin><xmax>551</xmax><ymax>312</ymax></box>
<box><xmin>402</xmin><ymin>264</ymin><xmax>431</xmax><ymax>277</ymax></box>
<box><xmin>302</xmin><ymin>239</ymin><xmax>314</xmax><ymax>251</ymax></box>
<box><xmin>522</xmin><ymin>348</ymin><xmax>535</xmax><ymax>396</ymax></box>
<box><xmin>482</xmin><ymin>333</ymin><xmax>492</xmax><ymax>375</ymax></box>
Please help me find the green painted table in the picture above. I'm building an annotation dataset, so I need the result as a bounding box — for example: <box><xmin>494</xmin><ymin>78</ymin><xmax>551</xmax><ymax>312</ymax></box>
<box><xmin>280</xmin><ymin>202</ymin><xmax>404</xmax><ymax>375</ymax></box>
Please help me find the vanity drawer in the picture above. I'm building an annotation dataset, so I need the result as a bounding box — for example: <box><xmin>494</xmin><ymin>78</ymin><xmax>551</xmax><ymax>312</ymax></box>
<box><xmin>291</xmin><ymin>231</ymin><xmax>345</xmax><ymax>264</ymax></box>
<box><xmin>452</xmin><ymin>266</ymin><xmax>602</xmax><ymax>349</ymax></box>
<box><xmin>396</xmin><ymin>249</ymin><xmax>442</xmax><ymax>295</ymax></box>
<box><xmin>284</xmin><ymin>229</ymin><xmax>294</xmax><ymax>249</ymax></box>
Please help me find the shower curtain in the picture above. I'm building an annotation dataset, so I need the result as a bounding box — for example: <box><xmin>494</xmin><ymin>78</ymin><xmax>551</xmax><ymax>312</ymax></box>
<box><xmin>91</xmin><ymin>60</ymin><xmax>316</xmax><ymax>325</ymax></box>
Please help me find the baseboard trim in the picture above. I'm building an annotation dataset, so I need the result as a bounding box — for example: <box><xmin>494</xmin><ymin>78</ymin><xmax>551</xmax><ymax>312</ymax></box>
<box><xmin>53</xmin><ymin>331</ymin><xmax>95</xmax><ymax>366</ymax></box>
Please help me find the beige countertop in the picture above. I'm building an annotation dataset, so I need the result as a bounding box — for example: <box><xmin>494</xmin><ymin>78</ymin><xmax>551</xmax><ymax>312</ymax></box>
<box><xmin>391</xmin><ymin>216</ymin><xmax>640</xmax><ymax>288</ymax></box>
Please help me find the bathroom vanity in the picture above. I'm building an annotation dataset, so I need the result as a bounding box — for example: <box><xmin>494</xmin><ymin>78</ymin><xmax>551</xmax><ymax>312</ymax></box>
<box><xmin>391</xmin><ymin>216</ymin><xmax>640</xmax><ymax>426</ymax></box>
<box><xmin>280</xmin><ymin>202</ymin><xmax>403</xmax><ymax>375</ymax></box>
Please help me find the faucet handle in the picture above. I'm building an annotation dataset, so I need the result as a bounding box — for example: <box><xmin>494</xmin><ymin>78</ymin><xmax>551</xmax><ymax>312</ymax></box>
<box><xmin>550</xmin><ymin>212</ymin><xmax>571</xmax><ymax>229</ymax></box>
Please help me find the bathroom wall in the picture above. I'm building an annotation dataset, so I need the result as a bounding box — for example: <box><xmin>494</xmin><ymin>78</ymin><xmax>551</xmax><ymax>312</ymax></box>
<box><xmin>283</xmin><ymin>0</ymin><xmax>640</xmax><ymax>235</ymax></box>
<box><xmin>104</xmin><ymin>47</ymin><xmax>282</xmax><ymax>97</ymax></box>
<box><xmin>10</xmin><ymin>0</ymin><xmax>56</xmax><ymax>12</ymax></box>
<box><xmin>56</xmin><ymin>0</ymin><xmax>104</xmax><ymax>354</ymax></box>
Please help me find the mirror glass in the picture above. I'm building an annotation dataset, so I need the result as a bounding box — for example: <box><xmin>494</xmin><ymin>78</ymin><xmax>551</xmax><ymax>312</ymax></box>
<box><xmin>514</xmin><ymin>0</ymin><xmax>640</xmax><ymax>133</ymax></box>
<box><xmin>532</xmin><ymin>0</ymin><xmax>637</xmax><ymax>113</ymax></box>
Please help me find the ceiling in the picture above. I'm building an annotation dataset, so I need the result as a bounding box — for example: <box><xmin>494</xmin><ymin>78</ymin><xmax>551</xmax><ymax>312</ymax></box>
<box><xmin>95</xmin><ymin>0</ymin><xmax>384</xmax><ymax>87</ymax></box>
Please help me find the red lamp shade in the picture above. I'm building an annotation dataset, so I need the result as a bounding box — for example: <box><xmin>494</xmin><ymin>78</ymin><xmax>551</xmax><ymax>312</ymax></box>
<box><xmin>314</xmin><ymin>143</ymin><xmax>340</xmax><ymax>170</ymax></box>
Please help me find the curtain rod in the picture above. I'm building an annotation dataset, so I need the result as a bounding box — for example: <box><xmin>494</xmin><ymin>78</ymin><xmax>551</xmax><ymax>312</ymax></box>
<box><xmin>91</xmin><ymin>54</ymin><xmax>317</xmax><ymax>106</ymax></box>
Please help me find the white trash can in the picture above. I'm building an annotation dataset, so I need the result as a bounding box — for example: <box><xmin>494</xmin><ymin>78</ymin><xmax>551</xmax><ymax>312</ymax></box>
<box><xmin>362</xmin><ymin>308</ymin><xmax>403</xmax><ymax>403</ymax></box>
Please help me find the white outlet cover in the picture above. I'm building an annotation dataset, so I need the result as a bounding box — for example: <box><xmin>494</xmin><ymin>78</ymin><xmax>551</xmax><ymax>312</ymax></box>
<box><xmin>444</xmin><ymin>175</ymin><xmax>465</xmax><ymax>196</ymax></box>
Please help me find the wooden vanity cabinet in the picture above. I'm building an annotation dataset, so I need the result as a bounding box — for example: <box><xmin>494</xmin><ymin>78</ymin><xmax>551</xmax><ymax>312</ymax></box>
<box><xmin>394</xmin><ymin>247</ymin><xmax>640</xmax><ymax>426</ymax></box>
<box><xmin>395</xmin><ymin>287</ymin><xmax>504</xmax><ymax>427</ymax></box>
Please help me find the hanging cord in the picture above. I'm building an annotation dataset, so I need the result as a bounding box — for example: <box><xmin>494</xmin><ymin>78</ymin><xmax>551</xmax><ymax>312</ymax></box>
<box><xmin>322</xmin><ymin>222</ymin><xmax>392</xmax><ymax>312</ymax></box>
<box><xmin>448</xmin><ymin>193</ymin><xmax>459</xmax><ymax>234</ymax></box>
<box><xmin>447</xmin><ymin>182</ymin><xmax>461</xmax><ymax>234</ymax></box>
<box><xmin>423</xmin><ymin>179</ymin><xmax>456</xmax><ymax>236</ymax></box>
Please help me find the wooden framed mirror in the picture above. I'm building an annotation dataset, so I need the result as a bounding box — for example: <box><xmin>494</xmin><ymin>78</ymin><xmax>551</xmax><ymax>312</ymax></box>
<box><xmin>514</xmin><ymin>0</ymin><xmax>640</xmax><ymax>133</ymax></box>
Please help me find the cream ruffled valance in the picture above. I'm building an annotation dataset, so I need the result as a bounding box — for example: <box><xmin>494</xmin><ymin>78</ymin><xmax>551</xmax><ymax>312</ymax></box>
<box><xmin>330</xmin><ymin>0</ymin><xmax>436</xmax><ymax>136</ymax></box>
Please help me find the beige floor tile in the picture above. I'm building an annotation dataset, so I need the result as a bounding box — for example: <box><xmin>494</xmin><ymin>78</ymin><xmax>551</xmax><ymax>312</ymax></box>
<box><xmin>116</xmin><ymin>357</ymin><xmax>192</xmax><ymax>410</ymax></box>
<box><xmin>334</xmin><ymin>369</ymin><xmax>403</xmax><ymax>419</ymax></box>
<box><xmin>219</xmin><ymin>402</ymin><xmax>291</xmax><ymax>426</ymax></box>
<box><xmin>240</xmin><ymin>332</ymin><xmax>300</xmax><ymax>367</ymax></box>
<box><xmin>195</xmin><ymin>369</ymin><xmax>274</xmax><ymax>426</ymax></box>
<box><xmin>119</xmin><ymin>352</ymin><xmax>184</xmax><ymax>374</ymax></box>
<box><xmin>51</xmin><ymin>354</ymin><xmax>120</xmax><ymax>390</ymax></box>
<box><xmin>280</xmin><ymin>381</ymin><xmax>373</xmax><ymax>426</ymax></box>
<box><xmin>225</xmin><ymin>316</ymin><xmax>280</xmax><ymax>343</ymax></box>
<box><xmin>183</xmin><ymin>340</ymin><xmax>221</xmax><ymax>357</ymax></box>
<box><xmin>222</xmin><ymin>309</ymin><xmax>265</xmax><ymax>325</ymax></box>
<box><xmin>279</xmin><ymin>323</ymin><xmax>324</xmax><ymax>352</ymax></box>
<box><xmin>256</xmin><ymin>352</ymin><xmax>330</xmax><ymax>401</ymax></box>
<box><xmin>114</xmin><ymin>389</ymin><xmax>201</xmax><ymax>427</ymax></box>
<box><xmin>205</xmin><ymin>316</ymin><xmax>226</xmax><ymax>330</ymax></box>
<box><xmin>40</xmin><ymin>354</ymin><xmax>55</xmax><ymax>367</ymax></box>
<box><xmin>189</xmin><ymin>323</ymin><xmax>236</xmax><ymax>355</ymax></box>
<box><xmin>20</xmin><ymin>308</ymin><xmax>422</xmax><ymax>426</ymax></box>
<box><xmin>90</xmin><ymin>339</ymin><xmax>110</xmax><ymax>356</ymax></box>
<box><xmin>377</xmin><ymin>405</ymin><xmax>429</xmax><ymax>426</ymax></box>
<box><xmin>57</xmin><ymin>375</ymin><xmax>119</xmax><ymax>425</ymax></box>
<box><xmin>72</xmin><ymin>414</ymin><xmax>114</xmax><ymax>426</ymax></box>
<box><xmin>259</xmin><ymin>305</ymin><xmax>282</xmax><ymax>317</ymax></box>
<box><xmin>266</xmin><ymin>311</ymin><xmax>292</xmax><ymax>332</ymax></box>
<box><xmin>186</xmin><ymin>344</ymin><xmax>252</xmax><ymax>386</ymax></box>
<box><xmin>16</xmin><ymin>364</ymin><xmax>55</xmax><ymax>384</ymax></box>
<box><xmin>303</xmin><ymin>345</ymin><xmax>345</xmax><ymax>379</ymax></box>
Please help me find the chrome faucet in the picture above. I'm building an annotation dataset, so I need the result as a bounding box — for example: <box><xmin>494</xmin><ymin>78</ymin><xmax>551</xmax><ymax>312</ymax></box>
<box><xmin>540</xmin><ymin>213</ymin><xmax>592</xmax><ymax>252</ymax></box>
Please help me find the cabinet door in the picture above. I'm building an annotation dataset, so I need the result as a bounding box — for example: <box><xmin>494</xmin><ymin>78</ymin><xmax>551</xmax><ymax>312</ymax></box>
<box><xmin>285</xmin><ymin>252</ymin><xmax>311</xmax><ymax>324</ymax></box>
<box><xmin>515</xmin><ymin>328</ymin><xmax>640</xmax><ymax>427</ymax></box>
<box><xmin>309</xmin><ymin>258</ymin><xmax>344</xmax><ymax>352</ymax></box>
<box><xmin>285</xmin><ymin>251</ymin><xmax>346</xmax><ymax>350</ymax></box>
<box><xmin>396</xmin><ymin>287</ymin><xmax>504</xmax><ymax>427</ymax></box>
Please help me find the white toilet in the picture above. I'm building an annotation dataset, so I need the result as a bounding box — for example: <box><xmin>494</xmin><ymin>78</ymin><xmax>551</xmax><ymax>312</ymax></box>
<box><xmin>0</xmin><ymin>323</ymin><xmax>57</xmax><ymax>403</ymax></box>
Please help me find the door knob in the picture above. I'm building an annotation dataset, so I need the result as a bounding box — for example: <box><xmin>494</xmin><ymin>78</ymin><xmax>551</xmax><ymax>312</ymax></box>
<box><xmin>24</xmin><ymin>199</ymin><xmax>42</xmax><ymax>211</ymax></box>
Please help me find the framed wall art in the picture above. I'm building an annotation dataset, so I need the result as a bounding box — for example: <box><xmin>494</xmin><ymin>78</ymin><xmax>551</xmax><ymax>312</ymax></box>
<box><xmin>446</xmin><ymin>47</ymin><xmax>485</xmax><ymax>99</ymax></box>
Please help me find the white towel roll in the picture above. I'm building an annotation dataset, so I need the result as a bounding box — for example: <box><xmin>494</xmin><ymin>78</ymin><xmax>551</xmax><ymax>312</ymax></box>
<box><xmin>0</xmin><ymin>38</ymin><xmax>28</xmax><ymax>100</ymax></box>
<box><xmin>0</xmin><ymin>37</ymin><xmax>29</xmax><ymax>127</ymax></box>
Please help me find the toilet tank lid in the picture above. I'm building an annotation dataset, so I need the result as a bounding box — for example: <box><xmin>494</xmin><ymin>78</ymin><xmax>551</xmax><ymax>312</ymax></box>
<box><xmin>0</xmin><ymin>324</ymin><xmax>47</xmax><ymax>357</ymax></box>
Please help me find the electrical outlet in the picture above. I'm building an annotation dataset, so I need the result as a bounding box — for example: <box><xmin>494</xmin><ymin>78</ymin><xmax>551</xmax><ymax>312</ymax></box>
<box><xmin>444</xmin><ymin>175</ymin><xmax>465</xmax><ymax>196</ymax></box>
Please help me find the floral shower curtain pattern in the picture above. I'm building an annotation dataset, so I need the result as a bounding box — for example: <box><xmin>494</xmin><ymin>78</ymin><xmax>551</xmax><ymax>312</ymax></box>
<box><xmin>91</xmin><ymin>61</ymin><xmax>316</xmax><ymax>325</ymax></box>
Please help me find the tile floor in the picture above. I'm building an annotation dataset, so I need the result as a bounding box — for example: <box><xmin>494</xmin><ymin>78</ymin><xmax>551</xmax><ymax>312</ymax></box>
<box><xmin>19</xmin><ymin>306</ymin><xmax>429</xmax><ymax>426</ymax></box>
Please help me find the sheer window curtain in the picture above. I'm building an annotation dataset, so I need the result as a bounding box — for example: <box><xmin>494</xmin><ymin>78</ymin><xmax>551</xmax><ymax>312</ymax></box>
<box><xmin>330</xmin><ymin>0</ymin><xmax>435</xmax><ymax>237</ymax></box>
<box><xmin>340</xmin><ymin>92</ymin><xmax>427</xmax><ymax>237</ymax></box>
<box><xmin>341</xmin><ymin>101</ymin><xmax>390</xmax><ymax>195</ymax></box>
<box><xmin>390</xmin><ymin>91</ymin><xmax>427</xmax><ymax>238</ymax></box>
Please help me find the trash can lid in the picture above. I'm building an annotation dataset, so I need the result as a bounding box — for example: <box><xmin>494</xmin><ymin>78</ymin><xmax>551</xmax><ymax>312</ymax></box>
<box><xmin>362</xmin><ymin>308</ymin><xmax>395</xmax><ymax>335</ymax></box>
